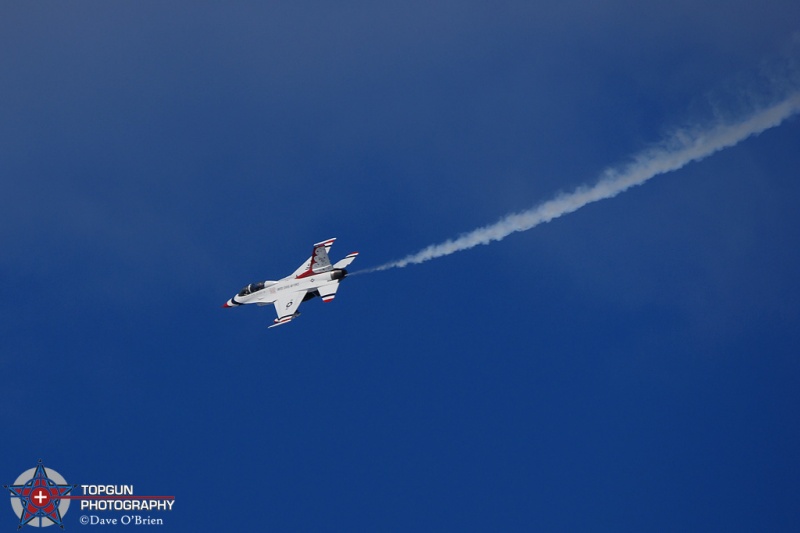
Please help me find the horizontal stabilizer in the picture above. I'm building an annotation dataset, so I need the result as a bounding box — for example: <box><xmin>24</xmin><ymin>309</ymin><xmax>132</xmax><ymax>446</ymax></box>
<box><xmin>318</xmin><ymin>281</ymin><xmax>341</xmax><ymax>302</ymax></box>
<box><xmin>333</xmin><ymin>252</ymin><xmax>359</xmax><ymax>270</ymax></box>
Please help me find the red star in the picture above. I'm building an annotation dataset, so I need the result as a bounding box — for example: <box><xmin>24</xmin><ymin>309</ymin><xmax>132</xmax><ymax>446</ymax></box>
<box><xmin>4</xmin><ymin>461</ymin><xmax>75</xmax><ymax>529</ymax></box>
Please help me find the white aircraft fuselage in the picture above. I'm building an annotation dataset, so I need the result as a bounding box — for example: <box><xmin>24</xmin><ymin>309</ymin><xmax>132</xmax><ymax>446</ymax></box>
<box><xmin>222</xmin><ymin>238</ymin><xmax>358</xmax><ymax>327</ymax></box>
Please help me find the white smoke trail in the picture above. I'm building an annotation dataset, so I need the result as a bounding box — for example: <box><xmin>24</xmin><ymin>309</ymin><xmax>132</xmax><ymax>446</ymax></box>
<box><xmin>359</xmin><ymin>92</ymin><xmax>800</xmax><ymax>274</ymax></box>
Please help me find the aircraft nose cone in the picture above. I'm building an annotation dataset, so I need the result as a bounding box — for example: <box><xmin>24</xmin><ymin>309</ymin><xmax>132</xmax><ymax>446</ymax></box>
<box><xmin>222</xmin><ymin>301</ymin><xmax>231</xmax><ymax>308</ymax></box>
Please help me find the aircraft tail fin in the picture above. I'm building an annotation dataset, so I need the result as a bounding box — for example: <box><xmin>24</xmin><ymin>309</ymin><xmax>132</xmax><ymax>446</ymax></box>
<box><xmin>293</xmin><ymin>238</ymin><xmax>336</xmax><ymax>278</ymax></box>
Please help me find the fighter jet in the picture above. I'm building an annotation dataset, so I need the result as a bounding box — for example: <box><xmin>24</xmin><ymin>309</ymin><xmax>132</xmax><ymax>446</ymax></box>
<box><xmin>222</xmin><ymin>238</ymin><xmax>358</xmax><ymax>328</ymax></box>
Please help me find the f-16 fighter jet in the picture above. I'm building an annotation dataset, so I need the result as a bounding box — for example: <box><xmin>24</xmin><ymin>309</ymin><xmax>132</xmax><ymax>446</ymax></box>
<box><xmin>222</xmin><ymin>238</ymin><xmax>358</xmax><ymax>328</ymax></box>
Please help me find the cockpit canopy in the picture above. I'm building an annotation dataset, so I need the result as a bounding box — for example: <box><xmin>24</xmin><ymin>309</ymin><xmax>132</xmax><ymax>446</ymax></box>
<box><xmin>237</xmin><ymin>281</ymin><xmax>275</xmax><ymax>297</ymax></box>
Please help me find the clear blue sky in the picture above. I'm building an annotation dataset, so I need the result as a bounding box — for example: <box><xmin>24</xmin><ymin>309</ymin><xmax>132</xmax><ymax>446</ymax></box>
<box><xmin>2</xmin><ymin>2</ymin><xmax>800</xmax><ymax>531</ymax></box>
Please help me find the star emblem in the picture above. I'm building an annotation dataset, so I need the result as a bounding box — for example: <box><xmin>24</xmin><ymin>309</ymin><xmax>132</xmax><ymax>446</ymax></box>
<box><xmin>4</xmin><ymin>460</ymin><xmax>76</xmax><ymax>529</ymax></box>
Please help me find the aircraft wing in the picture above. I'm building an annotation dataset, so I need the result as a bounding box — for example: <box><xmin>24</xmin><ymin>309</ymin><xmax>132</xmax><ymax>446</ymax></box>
<box><xmin>269</xmin><ymin>291</ymin><xmax>306</xmax><ymax>328</ymax></box>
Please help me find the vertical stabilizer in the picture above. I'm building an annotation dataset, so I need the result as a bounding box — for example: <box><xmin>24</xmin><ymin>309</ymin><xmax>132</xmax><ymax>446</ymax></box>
<box><xmin>293</xmin><ymin>238</ymin><xmax>336</xmax><ymax>278</ymax></box>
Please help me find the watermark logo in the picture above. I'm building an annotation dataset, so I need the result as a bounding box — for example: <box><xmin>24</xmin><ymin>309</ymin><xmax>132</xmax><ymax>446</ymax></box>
<box><xmin>5</xmin><ymin>461</ymin><xmax>175</xmax><ymax>529</ymax></box>
<box><xmin>4</xmin><ymin>459</ymin><xmax>76</xmax><ymax>529</ymax></box>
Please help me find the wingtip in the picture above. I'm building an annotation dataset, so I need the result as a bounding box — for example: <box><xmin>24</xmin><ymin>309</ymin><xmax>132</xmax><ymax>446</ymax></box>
<box><xmin>269</xmin><ymin>312</ymin><xmax>300</xmax><ymax>328</ymax></box>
